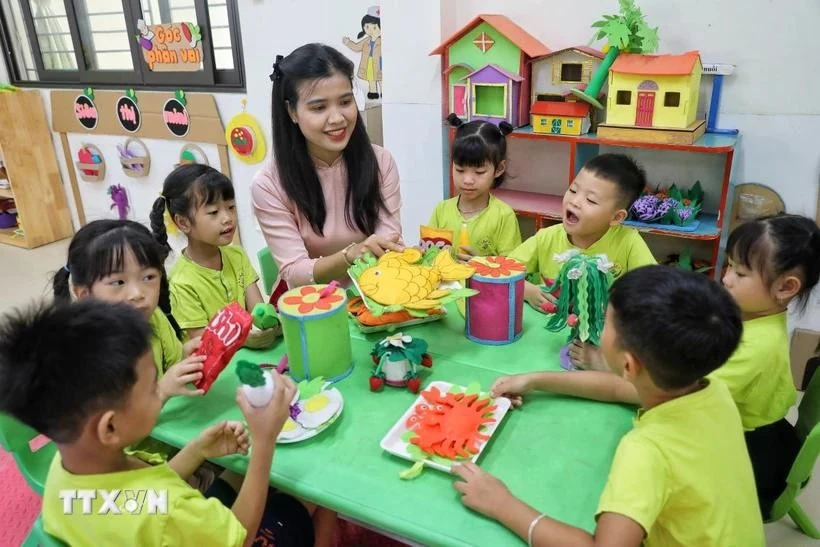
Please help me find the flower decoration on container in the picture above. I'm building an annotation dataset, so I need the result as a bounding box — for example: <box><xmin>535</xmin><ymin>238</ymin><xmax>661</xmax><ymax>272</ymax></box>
<box><xmin>626</xmin><ymin>181</ymin><xmax>704</xmax><ymax>232</ymax></box>
<box><xmin>369</xmin><ymin>332</ymin><xmax>432</xmax><ymax>393</ymax></box>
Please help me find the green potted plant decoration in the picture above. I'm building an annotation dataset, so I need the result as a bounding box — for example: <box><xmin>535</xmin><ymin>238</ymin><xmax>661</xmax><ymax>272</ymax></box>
<box><xmin>571</xmin><ymin>0</ymin><xmax>660</xmax><ymax>109</ymax></box>
<box><xmin>369</xmin><ymin>333</ymin><xmax>433</xmax><ymax>393</ymax></box>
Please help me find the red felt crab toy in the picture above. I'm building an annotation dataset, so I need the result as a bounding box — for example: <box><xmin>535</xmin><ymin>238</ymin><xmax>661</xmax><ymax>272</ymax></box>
<box><xmin>369</xmin><ymin>333</ymin><xmax>432</xmax><ymax>393</ymax></box>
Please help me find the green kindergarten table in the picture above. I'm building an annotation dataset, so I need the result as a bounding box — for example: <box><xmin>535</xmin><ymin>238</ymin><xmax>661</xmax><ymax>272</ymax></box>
<box><xmin>153</xmin><ymin>306</ymin><xmax>634</xmax><ymax>546</ymax></box>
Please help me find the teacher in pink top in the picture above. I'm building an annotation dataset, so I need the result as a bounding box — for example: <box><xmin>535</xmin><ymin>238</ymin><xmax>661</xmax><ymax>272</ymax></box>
<box><xmin>252</xmin><ymin>43</ymin><xmax>403</xmax><ymax>293</ymax></box>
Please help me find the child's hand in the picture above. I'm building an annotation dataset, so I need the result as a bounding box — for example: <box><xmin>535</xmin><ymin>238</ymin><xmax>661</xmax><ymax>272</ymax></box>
<box><xmin>490</xmin><ymin>374</ymin><xmax>530</xmax><ymax>408</ymax></box>
<box><xmin>236</xmin><ymin>370</ymin><xmax>296</xmax><ymax>446</ymax></box>
<box><xmin>524</xmin><ymin>281</ymin><xmax>552</xmax><ymax>313</ymax></box>
<box><xmin>158</xmin><ymin>355</ymin><xmax>206</xmax><ymax>401</ymax></box>
<box><xmin>456</xmin><ymin>245</ymin><xmax>478</xmax><ymax>263</ymax></box>
<box><xmin>195</xmin><ymin>420</ymin><xmax>249</xmax><ymax>459</ymax></box>
<box><xmin>452</xmin><ymin>461</ymin><xmax>512</xmax><ymax>519</ymax></box>
<box><xmin>244</xmin><ymin>327</ymin><xmax>280</xmax><ymax>350</ymax></box>
<box><xmin>182</xmin><ymin>336</ymin><xmax>201</xmax><ymax>357</ymax></box>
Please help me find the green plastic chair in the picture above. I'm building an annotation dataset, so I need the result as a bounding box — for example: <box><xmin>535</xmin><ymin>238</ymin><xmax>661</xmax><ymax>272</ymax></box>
<box><xmin>0</xmin><ymin>412</ymin><xmax>55</xmax><ymax>496</ymax></box>
<box><xmin>257</xmin><ymin>247</ymin><xmax>279</xmax><ymax>296</ymax></box>
<box><xmin>767</xmin><ymin>372</ymin><xmax>820</xmax><ymax>537</ymax></box>
<box><xmin>22</xmin><ymin>515</ymin><xmax>67</xmax><ymax>547</ymax></box>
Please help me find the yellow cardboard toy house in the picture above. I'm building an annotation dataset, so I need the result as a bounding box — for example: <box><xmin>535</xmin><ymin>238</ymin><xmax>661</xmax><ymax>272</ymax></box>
<box><xmin>605</xmin><ymin>51</ymin><xmax>702</xmax><ymax>130</ymax></box>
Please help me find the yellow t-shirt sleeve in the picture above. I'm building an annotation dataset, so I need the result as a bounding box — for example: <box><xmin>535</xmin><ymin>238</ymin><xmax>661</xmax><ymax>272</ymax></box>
<box><xmin>507</xmin><ymin>233</ymin><xmax>540</xmax><ymax>273</ymax></box>
<box><xmin>151</xmin><ymin>310</ymin><xmax>183</xmax><ymax>372</ymax></box>
<box><xmin>495</xmin><ymin>209</ymin><xmax>522</xmax><ymax>256</ymax></box>
<box><xmin>626</xmin><ymin>232</ymin><xmax>657</xmax><ymax>271</ymax></box>
<box><xmin>170</xmin><ymin>282</ymin><xmax>210</xmax><ymax>330</ymax></box>
<box><xmin>162</xmin><ymin>493</ymin><xmax>247</xmax><ymax>546</ymax></box>
<box><xmin>597</xmin><ymin>433</ymin><xmax>668</xmax><ymax>536</ymax></box>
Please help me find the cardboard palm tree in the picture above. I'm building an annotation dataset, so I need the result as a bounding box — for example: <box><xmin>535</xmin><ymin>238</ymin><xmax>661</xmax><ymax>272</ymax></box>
<box><xmin>543</xmin><ymin>251</ymin><xmax>614</xmax><ymax>370</ymax></box>
<box><xmin>571</xmin><ymin>0</ymin><xmax>660</xmax><ymax>109</ymax></box>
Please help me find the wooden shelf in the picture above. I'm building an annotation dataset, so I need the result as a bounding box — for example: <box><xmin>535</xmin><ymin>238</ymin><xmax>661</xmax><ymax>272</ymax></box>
<box><xmin>0</xmin><ymin>226</ymin><xmax>26</xmax><ymax>248</ymax></box>
<box><xmin>510</xmin><ymin>126</ymin><xmax>738</xmax><ymax>153</ymax></box>
<box><xmin>493</xmin><ymin>188</ymin><xmax>563</xmax><ymax>220</ymax></box>
<box><xmin>0</xmin><ymin>187</ymin><xmax>12</xmax><ymax>199</ymax></box>
<box><xmin>624</xmin><ymin>214</ymin><xmax>721</xmax><ymax>240</ymax></box>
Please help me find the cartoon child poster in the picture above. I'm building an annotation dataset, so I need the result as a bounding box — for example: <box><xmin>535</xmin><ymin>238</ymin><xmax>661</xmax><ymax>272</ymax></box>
<box><xmin>343</xmin><ymin>6</ymin><xmax>382</xmax><ymax>101</ymax></box>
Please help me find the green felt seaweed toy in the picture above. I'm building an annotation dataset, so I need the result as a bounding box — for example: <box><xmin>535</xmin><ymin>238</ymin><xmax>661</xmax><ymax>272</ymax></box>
<box><xmin>543</xmin><ymin>251</ymin><xmax>614</xmax><ymax>346</ymax></box>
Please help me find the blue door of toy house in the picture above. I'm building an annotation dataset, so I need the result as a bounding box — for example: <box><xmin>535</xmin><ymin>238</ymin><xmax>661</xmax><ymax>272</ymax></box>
<box><xmin>550</xmin><ymin>118</ymin><xmax>561</xmax><ymax>134</ymax></box>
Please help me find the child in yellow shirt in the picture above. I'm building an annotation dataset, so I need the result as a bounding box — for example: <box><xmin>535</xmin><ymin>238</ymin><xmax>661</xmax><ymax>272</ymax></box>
<box><xmin>426</xmin><ymin>114</ymin><xmax>521</xmax><ymax>258</ymax></box>
<box><xmin>508</xmin><ymin>153</ymin><xmax>655</xmax><ymax>368</ymax></box>
<box><xmin>150</xmin><ymin>164</ymin><xmax>278</xmax><ymax>348</ymax></box>
<box><xmin>53</xmin><ymin>219</ymin><xmax>203</xmax><ymax>403</ymax></box>
<box><xmin>0</xmin><ymin>300</ymin><xmax>311</xmax><ymax>546</ymax></box>
<box><xmin>499</xmin><ymin>214</ymin><xmax>820</xmax><ymax>519</ymax></box>
<box><xmin>712</xmin><ymin>213</ymin><xmax>819</xmax><ymax>516</ymax></box>
<box><xmin>464</xmin><ymin>267</ymin><xmax>763</xmax><ymax>546</ymax></box>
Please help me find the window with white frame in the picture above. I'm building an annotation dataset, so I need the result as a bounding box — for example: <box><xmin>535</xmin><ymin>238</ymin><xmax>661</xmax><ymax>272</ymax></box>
<box><xmin>0</xmin><ymin>0</ymin><xmax>244</xmax><ymax>89</ymax></box>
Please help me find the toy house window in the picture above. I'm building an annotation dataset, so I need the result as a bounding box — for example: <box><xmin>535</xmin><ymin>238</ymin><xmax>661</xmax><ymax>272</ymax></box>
<box><xmin>560</xmin><ymin>63</ymin><xmax>583</xmax><ymax>82</ymax></box>
<box><xmin>616</xmin><ymin>90</ymin><xmax>632</xmax><ymax>105</ymax></box>
<box><xmin>0</xmin><ymin>0</ymin><xmax>245</xmax><ymax>89</ymax></box>
<box><xmin>567</xmin><ymin>119</ymin><xmax>574</xmax><ymax>127</ymax></box>
<box><xmin>474</xmin><ymin>84</ymin><xmax>505</xmax><ymax>117</ymax></box>
<box><xmin>536</xmin><ymin>93</ymin><xmax>563</xmax><ymax>102</ymax></box>
<box><xmin>664</xmin><ymin>92</ymin><xmax>681</xmax><ymax>107</ymax></box>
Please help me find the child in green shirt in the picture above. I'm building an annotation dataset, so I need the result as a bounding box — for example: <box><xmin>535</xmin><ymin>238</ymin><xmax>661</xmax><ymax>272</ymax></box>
<box><xmin>53</xmin><ymin>219</ymin><xmax>203</xmax><ymax>402</ymax></box>
<box><xmin>151</xmin><ymin>164</ymin><xmax>278</xmax><ymax>348</ymax></box>
<box><xmin>425</xmin><ymin>114</ymin><xmax>521</xmax><ymax>258</ymax></box>
<box><xmin>508</xmin><ymin>153</ymin><xmax>655</xmax><ymax>369</ymax></box>
<box><xmin>0</xmin><ymin>300</ymin><xmax>312</xmax><ymax>546</ymax></box>
<box><xmin>462</xmin><ymin>267</ymin><xmax>763</xmax><ymax>546</ymax></box>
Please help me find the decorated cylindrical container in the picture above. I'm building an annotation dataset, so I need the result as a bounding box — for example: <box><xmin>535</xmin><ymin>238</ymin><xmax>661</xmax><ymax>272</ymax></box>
<box><xmin>277</xmin><ymin>283</ymin><xmax>353</xmax><ymax>381</ymax></box>
<box><xmin>465</xmin><ymin>256</ymin><xmax>526</xmax><ymax>345</ymax></box>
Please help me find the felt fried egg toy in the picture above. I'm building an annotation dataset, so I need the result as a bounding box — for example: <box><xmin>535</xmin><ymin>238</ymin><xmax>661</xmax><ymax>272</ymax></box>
<box><xmin>278</xmin><ymin>418</ymin><xmax>305</xmax><ymax>441</ymax></box>
<box><xmin>295</xmin><ymin>388</ymin><xmax>342</xmax><ymax>429</ymax></box>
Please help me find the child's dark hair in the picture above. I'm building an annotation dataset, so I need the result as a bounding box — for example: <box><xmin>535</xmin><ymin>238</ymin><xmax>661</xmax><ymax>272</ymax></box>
<box><xmin>149</xmin><ymin>164</ymin><xmax>235</xmax><ymax>252</ymax></box>
<box><xmin>583</xmin><ymin>153</ymin><xmax>646</xmax><ymax>208</ymax></box>
<box><xmin>0</xmin><ymin>300</ymin><xmax>151</xmax><ymax>443</ymax></box>
<box><xmin>357</xmin><ymin>14</ymin><xmax>380</xmax><ymax>39</ymax></box>
<box><xmin>447</xmin><ymin>113</ymin><xmax>513</xmax><ymax>188</ymax></box>
<box><xmin>609</xmin><ymin>265</ymin><xmax>742</xmax><ymax>390</ymax></box>
<box><xmin>727</xmin><ymin>213</ymin><xmax>820</xmax><ymax>312</ymax></box>
<box><xmin>270</xmin><ymin>44</ymin><xmax>386</xmax><ymax>236</ymax></box>
<box><xmin>52</xmin><ymin>219</ymin><xmax>181</xmax><ymax>338</ymax></box>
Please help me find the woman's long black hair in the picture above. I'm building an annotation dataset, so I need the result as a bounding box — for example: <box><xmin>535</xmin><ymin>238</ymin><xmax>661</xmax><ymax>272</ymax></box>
<box><xmin>270</xmin><ymin>43</ymin><xmax>385</xmax><ymax>236</ymax></box>
<box><xmin>52</xmin><ymin>219</ymin><xmax>182</xmax><ymax>339</ymax></box>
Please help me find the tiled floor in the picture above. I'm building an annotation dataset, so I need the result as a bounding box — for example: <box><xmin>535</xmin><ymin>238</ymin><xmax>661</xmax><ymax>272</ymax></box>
<box><xmin>1</xmin><ymin>239</ymin><xmax>819</xmax><ymax>545</ymax></box>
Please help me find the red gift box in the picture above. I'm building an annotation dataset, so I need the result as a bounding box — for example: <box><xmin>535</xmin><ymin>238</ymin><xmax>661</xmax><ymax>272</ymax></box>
<box><xmin>194</xmin><ymin>302</ymin><xmax>252</xmax><ymax>392</ymax></box>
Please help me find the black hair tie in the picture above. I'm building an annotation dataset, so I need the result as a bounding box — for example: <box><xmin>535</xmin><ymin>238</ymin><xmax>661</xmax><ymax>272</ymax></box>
<box><xmin>270</xmin><ymin>55</ymin><xmax>285</xmax><ymax>82</ymax></box>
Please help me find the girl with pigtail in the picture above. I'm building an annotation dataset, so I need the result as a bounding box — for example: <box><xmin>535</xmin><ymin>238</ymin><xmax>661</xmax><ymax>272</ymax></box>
<box><xmin>149</xmin><ymin>164</ymin><xmax>278</xmax><ymax>349</ymax></box>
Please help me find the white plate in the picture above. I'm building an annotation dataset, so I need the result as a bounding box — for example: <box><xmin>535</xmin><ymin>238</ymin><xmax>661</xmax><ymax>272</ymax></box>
<box><xmin>379</xmin><ymin>381</ymin><xmax>511</xmax><ymax>473</ymax></box>
<box><xmin>276</xmin><ymin>387</ymin><xmax>344</xmax><ymax>444</ymax></box>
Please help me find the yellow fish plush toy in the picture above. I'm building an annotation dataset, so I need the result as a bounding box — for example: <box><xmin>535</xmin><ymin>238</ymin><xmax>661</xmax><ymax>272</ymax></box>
<box><xmin>357</xmin><ymin>248</ymin><xmax>474</xmax><ymax>310</ymax></box>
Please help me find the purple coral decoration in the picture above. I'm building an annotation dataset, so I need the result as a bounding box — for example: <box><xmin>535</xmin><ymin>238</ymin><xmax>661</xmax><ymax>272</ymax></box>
<box><xmin>631</xmin><ymin>194</ymin><xmax>661</xmax><ymax>221</ymax></box>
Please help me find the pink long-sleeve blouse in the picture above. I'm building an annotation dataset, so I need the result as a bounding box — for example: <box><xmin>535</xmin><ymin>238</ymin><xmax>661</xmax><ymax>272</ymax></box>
<box><xmin>251</xmin><ymin>144</ymin><xmax>403</xmax><ymax>288</ymax></box>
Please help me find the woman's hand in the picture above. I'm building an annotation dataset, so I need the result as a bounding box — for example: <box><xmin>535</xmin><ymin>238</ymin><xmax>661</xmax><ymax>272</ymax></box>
<box><xmin>349</xmin><ymin>233</ymin><xmax>403</xmax><ymax>260</ymax></box>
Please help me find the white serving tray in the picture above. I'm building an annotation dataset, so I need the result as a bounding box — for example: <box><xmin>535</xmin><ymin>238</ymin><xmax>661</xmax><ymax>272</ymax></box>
<box><xmin>379</xmin><ymin>381</ymin><xmax>511</xmax><ymax>473</ymax></box>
